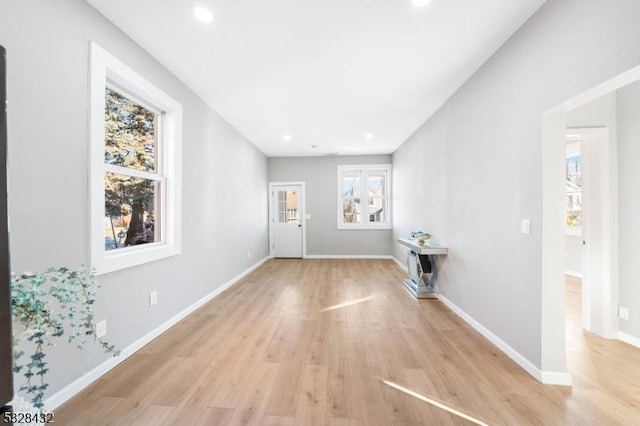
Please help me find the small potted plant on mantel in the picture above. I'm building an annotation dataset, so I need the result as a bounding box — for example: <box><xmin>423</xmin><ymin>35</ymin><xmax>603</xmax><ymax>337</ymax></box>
<box><xmin>10</xmin><ymin>266</ymin><xmax>119</xmax><ymax>410</ymax></box>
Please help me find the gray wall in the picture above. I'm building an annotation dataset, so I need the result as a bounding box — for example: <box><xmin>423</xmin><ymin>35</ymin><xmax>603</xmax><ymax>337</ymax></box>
<box><xmin>617</xmin><ymin>80</ymin><xmax>640</xmax><ymax>339</ymax></box>
<box><xmin>392</xmin><ymin>0</ymin><xmax>640</xmax><ymax>367</ymax></box>
<box><xmin>268</xmin><ymin>155</ymin><xmax>393</xmax><ymax>256</ymax></box>
<box><xmin>0</xmin><ymin>0</ymin><xmax>268</xmax><ymax>399</ymax></box>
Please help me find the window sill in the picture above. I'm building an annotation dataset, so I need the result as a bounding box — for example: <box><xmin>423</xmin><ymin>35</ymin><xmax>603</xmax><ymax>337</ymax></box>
<box><xmin>95</xmin><ymin>243</ymin><xmax>181</xmax><ymax>275</ymax></box>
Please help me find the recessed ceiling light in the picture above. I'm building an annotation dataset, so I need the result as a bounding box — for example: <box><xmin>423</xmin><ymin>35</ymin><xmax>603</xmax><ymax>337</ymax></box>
<box><xmin>283</xmin><ymin>134</ymin><xmax>292</xmax><ymax>141</ymax></box>
<box><xmin>365</xmin><ymin>133</ymin><xmax>374</xmax><ymax>139</ymax></box>
<box><xmin>193</xmin><ymin>6</ymin><xmax>214</xmax><ymax>23</ymax></box>
<box><xmin>411</xmin><ymin>0</ymin><xmax>432</xmax><ymax>7</ymax></box>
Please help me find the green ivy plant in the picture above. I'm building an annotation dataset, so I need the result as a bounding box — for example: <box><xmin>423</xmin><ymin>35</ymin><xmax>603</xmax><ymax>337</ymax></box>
<box><xmin>11</xmin><ymin>266</ymin><xmax>119</xmax><ymax>409</ymax></box>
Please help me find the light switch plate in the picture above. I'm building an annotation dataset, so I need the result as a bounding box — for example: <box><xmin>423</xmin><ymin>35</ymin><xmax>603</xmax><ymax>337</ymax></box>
<box><xmin>521</xmin><ymin>219</ymin><xmax>531</xmax><ymax>234</ymax></box>
<box><xmin>149</xmin><ymin>291</ymin><xmax>158</xmax><ymax>306</ymax></box>
<box><xmin>619</xmin><ymin>306</ymin><xmax>630</xmax><ymax>321</ymax></box>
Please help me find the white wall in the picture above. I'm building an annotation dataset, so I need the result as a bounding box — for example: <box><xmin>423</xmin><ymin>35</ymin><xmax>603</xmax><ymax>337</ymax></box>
<box><xmin>0</xmin><ymin>0</ymin><xmax>268</xmax><ymax>399</ymax></box>
<box><xmin>564</xmin><ymin>236</ymin><xmax>582</xmax><ymax>277</ymax></box>
<box><xmin>268</xmin><ymin>155</ymin><xmax>393</xmax><ymax>256</ymax></box>
<box><xmin>616</xmin><ymin>80</ymin><xmax>640</xmax><ymax>339</ymax></box>
<box><xmin>392</xmin><ymin>0</ymin><xmax>640</xmax><ymax>368</ymax></box>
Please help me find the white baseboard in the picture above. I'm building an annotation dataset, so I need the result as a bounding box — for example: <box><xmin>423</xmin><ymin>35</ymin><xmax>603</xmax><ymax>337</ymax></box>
<box><xmin>565</xmin><ymin>270</ymin><xmax>583</xmax><ymax>279</ymax></box>
<box><xmin>438</xmin><ymin>295</ymin><xmax>572</xmax><ymax>387</ymax></box>
<box><xmin>619</xmin><ymin>331</ymin><xmax>640</xmax><ymax>350</ymax></box>
<box><xmin>303</xmin><ymin>254</ymin><xmax>393</xmax><ymax>259</ymax></box>
<box><xmin>540</xmin><ymin>370</ymin><xmax>573</xmax><ymax>386</ymax></box>
<box><xmin>392</xmin><ymin>256</ymin><xmax>407</xmax><ymax>271</ymax></box>
<box><xmin>44</xmin><ymin>256</ymin><xmax>270</xmax><ymax>410</ymax></box>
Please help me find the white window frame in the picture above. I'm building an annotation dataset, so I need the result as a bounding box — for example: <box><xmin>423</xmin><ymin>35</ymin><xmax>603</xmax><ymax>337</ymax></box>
<box><xmin>337</xmin><ymin>164</ymin><xmax>391</xmax><ymax>230</ymax></box>
<box><xmin>90</xmin><ymin>42</ymin><xmax>182</xmax><ymax>274</ymax></box>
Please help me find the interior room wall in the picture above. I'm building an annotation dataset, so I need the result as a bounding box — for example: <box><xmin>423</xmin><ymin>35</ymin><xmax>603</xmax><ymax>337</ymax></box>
<box><xmin>392</xmin><ymin>0</ymin><xmax>640</xmax><ymax>369</ymax></box>
<box><xmin>268</xmin><ymin>155</ymin><xmax>393</xmax><ymax>256</ymax></box>
<box><xmin>565</xmin><ymin>93</ymin><xmax>618</xmax><ymax>277</ymax></box>
<box><xmin>0</xmin><ymin>0</ymin><xmax>268</xmax><ymax>400</ymax></box>
<box><xmin>616</xmin><ymin>79</ymin><xmax>640</xmax><ymax>340</ymax></box>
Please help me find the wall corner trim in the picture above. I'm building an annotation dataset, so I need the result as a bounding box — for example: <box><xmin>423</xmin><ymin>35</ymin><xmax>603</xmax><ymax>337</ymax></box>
<box><xmin>438</xmin><ymin>295</ymin><xmax>572</xmax><ymax>387</ymax></box>
<box><xmin>619</xmin><ymin>331</ymin><xmax>640</xmax><ymax>350</ymax></box>
<box><xmin>43</xmin><ymin>256</ymin><xmax>271</xmax><ymax>411</ymax></box>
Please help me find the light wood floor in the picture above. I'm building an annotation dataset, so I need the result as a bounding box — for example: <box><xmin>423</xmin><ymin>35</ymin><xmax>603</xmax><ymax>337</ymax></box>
<box><xmin>54</xmin><ymin>260</ymin><xmax>640</xmax><ymax>425</ymax></box>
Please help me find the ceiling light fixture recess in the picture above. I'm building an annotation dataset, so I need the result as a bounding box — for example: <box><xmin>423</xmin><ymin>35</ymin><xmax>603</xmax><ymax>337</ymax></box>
<box><xmin>193</xmin><ymin>6</ymin><xmax>214</xmax><ymax>23</ymax></box>
<box><xmin>411</xmin><ymin>0</ymin><xmax>432</xmax><ymax>7</ymax></box>
<box><xmin>283</xmin><ymin>134</ymin><xmax>292</xmax><ymax>141</ymax></box>
<box><xmin>365</xmin><ymin>133</ymin><xmax>374</xmax><ymax>139</ymax></box>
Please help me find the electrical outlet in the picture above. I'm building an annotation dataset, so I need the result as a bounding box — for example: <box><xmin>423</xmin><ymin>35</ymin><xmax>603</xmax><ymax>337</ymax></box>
<box><xmin>95</xmin><ymin>319</ymin><xmax>107</xmax><ymax>338</ymax></box>
<box><xmin>149</xmin><ymin>291</ymin><xmax>158</xmax><ymax>307</ymax></box>
<box><xmin>247</xmin><ymin>251</ymin><xmax>251</xmax><ymax>259</ymax></box>
<box><xmin>619</xmin><ymin>306</ymin><xmax>630</xmax><ymax>321</ymax></box>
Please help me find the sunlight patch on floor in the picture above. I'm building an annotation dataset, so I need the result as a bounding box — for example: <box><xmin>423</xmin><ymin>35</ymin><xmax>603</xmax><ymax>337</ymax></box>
<box><xmin>319</xmin><ymin>296</ymin><xmax>376</xmax><ymax>312</ymax></box>
<box><xmin>381</xmin><ymin>379</ymin><xmax>489</xmax><ymax>426</ymax></box>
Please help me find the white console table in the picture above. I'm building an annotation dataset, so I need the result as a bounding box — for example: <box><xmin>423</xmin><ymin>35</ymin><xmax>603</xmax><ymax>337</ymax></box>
<box><xmin>397</xmin><ymin>238</ymin><xmax>448</xmax><ymax>298</ymax></box>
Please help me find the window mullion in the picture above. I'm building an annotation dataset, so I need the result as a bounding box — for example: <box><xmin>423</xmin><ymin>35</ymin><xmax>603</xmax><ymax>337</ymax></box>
<box><xmin>362</xmin><ymin>169</ymin><xmax>368</xmax><ymax>227</ymax></box>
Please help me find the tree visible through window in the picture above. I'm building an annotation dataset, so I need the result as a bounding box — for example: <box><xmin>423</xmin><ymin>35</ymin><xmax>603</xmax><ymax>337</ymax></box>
<box><xmin>91</xmin><ymin>43</ymin><xmax>182</xmax><ymax>274</ymax></box>
<box><xmin>104</xmin><ymin>88</ymin><xmax>162</xmax><ymax>250</ymax></box>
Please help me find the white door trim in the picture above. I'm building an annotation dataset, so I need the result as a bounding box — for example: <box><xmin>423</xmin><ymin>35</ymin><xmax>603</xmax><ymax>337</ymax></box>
<box><xmin>268</xmin><ymin>181</ymin><xmax>306</xmax><ymax>258</ymax></box>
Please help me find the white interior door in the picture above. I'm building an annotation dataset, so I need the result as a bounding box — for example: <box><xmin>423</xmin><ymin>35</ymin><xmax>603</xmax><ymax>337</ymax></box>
<box><xmin>571</xmin><ymin>127</ymin><xmax>616</xmax><ymax>338</ymax></box>
<box><xmin>270</xmin><ymin>184</ymin><xmax>303</xmax><ymax>258</ymax></box>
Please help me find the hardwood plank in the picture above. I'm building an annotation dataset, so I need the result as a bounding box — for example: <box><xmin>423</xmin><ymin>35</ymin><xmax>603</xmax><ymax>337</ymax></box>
<box><xmin>228</xmin><ymin>362</ymin><xmax>280</xmax><ymax>425</ymax></box>
<box><xmin>53</xmin><ymin>261</ymin><xmax>640</xmax><ymax>425</ymax></box>
<box><xmin>293</xmin><ymin>364</ymin><xmax>328</xmax><ymax>426</ymax></box>
<box><xmin>262</xmin><ymin>415</ymin><xmax>295</xmax><ymax>426</ymax></box>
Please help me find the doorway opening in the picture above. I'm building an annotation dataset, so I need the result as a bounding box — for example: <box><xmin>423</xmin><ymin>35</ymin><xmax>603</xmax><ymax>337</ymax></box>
<box><xmin>564</xmin><ymin>127</ymin><xmax>613</xmax><ymax>338</ymax></box>
<box><xmin>541</xmin><ymin>64</ymin><xmax>640</xmax><ymax>384</ymax></box>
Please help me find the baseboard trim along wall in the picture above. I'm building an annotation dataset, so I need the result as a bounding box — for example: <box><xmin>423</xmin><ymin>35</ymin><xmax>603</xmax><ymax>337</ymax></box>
<box><xmin>392</xmin><ymin>256</ymin><xmax>407</xmax><ymax>271</ymax></box>
<box><xmin>390</xmin><ymin>254</ymin><xmax>573</xmax><ymax>386</ymax></box>
<box><xmin>619</xmin><ymin>331</ymin><xmax>640</xmax><ymax>350</ymax></box>
<box><xmin>304</xmin><ymin>255</ymin><xmax>394</xmax><ymax>259</ymax></box>
<box><xmin>394</xmin><ymin>255</ymin><xmax>573</xmax><ymax>386</ymax></box>
<box><xmin>44</xmin><ymin>256</ymin><xmax>271</xmax><ymax>410</ymax></box>
<box><xmin>438</xmin><ymin>295</ymin><xmax>572</xmax><ymax>387</ymax></box>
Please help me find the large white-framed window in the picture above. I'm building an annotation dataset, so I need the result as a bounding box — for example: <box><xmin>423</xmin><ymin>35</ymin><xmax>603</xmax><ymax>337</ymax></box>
<box><xmin>90</xmin><ymin>43</ymin><xmax>182</xmax><ymax>274</ymax></box>
<box><xmin>337</xmin><ymin>164</ymin><xmax>391</xmax><ymax>229</ymax></box>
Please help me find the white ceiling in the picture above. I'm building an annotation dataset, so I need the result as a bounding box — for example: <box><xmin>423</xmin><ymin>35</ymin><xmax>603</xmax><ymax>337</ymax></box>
<box><xmin>86</xmin><ymin>0</ymin><xmax>545</xmax><ymax>157</ymax></box>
